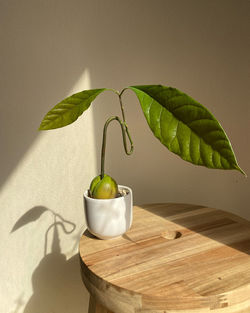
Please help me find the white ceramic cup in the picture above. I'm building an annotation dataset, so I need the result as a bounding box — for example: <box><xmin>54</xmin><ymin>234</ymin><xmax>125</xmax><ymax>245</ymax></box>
<box><xmin>83</xmin><ymin>185</ymin><xmax>133</xmax><ymax>239</ymax></box>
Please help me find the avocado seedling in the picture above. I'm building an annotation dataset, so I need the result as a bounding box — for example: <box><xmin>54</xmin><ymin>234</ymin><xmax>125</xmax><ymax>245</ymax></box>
<box><xmin>39</xmin><ymin>85</ymin><xmax>245</xmax><ymax>201</ymax></box>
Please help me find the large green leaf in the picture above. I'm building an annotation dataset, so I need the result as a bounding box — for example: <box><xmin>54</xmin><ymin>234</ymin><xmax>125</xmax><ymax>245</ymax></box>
<box><xmin>39</xmin><ymin>88</ymin><xmax>106</xmax><ymax>130</ymax></box>
<box><xmin>129</xmin><ymin>85</ymin><xmax>245</xmax><ymax>175</ymax></box>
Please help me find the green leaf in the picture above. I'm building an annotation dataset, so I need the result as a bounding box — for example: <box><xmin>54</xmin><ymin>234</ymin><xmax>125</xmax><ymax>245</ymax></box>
<box><xmin>39</xmin><ymin>88</ymin><xmax>106</xmax><ymax>130</ymax></box>
<box><xmin>129</xmin><ymin>85</ymin><xmax>245</xmax><ymax>175</ymax></box>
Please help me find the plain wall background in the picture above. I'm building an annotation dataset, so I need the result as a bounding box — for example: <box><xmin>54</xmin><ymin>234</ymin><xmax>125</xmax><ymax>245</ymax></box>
<box><xmin>0</xmin><ymin>0</ymin><xmax>249</xmax><ymax>312</ymax></box>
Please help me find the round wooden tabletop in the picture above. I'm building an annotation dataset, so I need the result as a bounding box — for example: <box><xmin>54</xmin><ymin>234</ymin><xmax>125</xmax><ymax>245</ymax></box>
<box><xmin>79</xmin><ymin>203</ymin><xmax>250</xmax><ymax>313</ymax></box>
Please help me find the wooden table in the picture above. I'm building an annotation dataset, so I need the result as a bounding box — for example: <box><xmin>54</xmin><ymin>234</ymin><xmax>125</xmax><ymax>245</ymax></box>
<box><xmin>79</xmin><ymin>203</ymin><xmax>250</xmax><ymax>313</ymax></box>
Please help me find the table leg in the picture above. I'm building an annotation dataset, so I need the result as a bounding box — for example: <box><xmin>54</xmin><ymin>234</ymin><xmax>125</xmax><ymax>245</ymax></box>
<box><xmin>88</xmin><ymin>295</ymin><xmax>114</xmax><ymax>313</ymax></box>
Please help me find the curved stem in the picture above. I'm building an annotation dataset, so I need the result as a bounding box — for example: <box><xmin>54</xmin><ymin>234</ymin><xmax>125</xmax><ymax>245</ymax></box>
<box><xmin>101</xmin><ymin>116</ymin><xmax>134</xmax><ymax>178</ymax></box>
<box><xmin>118</xmin><ymin>93</ymin><xmax>126</xmax><ymax>121</ymax></box>
<box><xmin>118</xmin><ymin>88</ymin><xmax>134</xmax><ymax>155</ymax></box>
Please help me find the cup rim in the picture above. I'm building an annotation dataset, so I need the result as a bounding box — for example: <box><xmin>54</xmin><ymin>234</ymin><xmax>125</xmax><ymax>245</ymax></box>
<box><xmin>84</xmin><ymin>185</ymin><xmax>132</xmax><ymax>201</ymax></box>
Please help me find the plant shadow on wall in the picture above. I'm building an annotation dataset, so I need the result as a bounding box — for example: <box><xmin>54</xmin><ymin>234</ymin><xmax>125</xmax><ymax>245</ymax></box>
<box><xmin>11</xmin><ymin>206</ymin><xmax>89</xmax><ymax>313</ymax></box>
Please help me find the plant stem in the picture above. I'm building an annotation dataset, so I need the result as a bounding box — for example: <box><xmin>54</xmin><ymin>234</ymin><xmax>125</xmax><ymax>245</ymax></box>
<box><xmin>100</xmin><ymin>89</ymin><xmax>133</xmax><ymax>178</ymax></box>
<box><xmin>118</xmin><ymin>93</ymin><xmax>126</xmax><ymax>121</ymax></box>
<box><xmin>101</xmin><ymin>116</ymin><xmax>133</xmax><ymax>179</ymax></box>
<box><xmin>118</xmin><ymin>89</ymin><xmax>134</xmax><ymax>155</ymax></box>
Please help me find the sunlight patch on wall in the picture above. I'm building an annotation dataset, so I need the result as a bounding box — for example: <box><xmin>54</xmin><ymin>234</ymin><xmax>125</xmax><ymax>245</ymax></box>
<box><xmin>0</xmin><ymin>69</ymin><xmax>96</xmax><ymax>313</ymax></box>
<box><xmin>0</xmin><ymin>68</ymin><xmax>96</xmax><ymax>204</ymax></box>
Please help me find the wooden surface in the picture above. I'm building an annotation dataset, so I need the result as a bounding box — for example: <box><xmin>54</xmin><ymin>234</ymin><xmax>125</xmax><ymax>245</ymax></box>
<box><xmin>79</xmin><ymin>203</ymin><xmax>250</xmax><ymax>313</ymax></box>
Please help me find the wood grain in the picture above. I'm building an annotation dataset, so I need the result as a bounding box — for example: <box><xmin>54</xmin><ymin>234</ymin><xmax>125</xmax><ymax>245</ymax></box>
<box><xmin>79</xmin><ymin>203</ymin><xmax>250</xmax><ymax>313</ymax></box>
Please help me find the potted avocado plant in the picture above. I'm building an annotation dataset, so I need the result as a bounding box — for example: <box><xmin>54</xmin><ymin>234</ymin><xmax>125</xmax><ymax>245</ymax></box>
<box><xmin>39</xmin><ymin>85</ymin><xmax>245</xmax><ymax>239</ymax></box>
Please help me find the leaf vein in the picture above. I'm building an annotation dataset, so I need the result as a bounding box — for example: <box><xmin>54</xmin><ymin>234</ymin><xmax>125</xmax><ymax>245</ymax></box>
<box><xmin>159</xmin><ymin>106</ymin><xmax>163</xmax><ymax>139</ymax></box>
<box><xmin>170</xmin><ymin>120</ymin><xmax>179</xmax><ymax>151</ymax></box>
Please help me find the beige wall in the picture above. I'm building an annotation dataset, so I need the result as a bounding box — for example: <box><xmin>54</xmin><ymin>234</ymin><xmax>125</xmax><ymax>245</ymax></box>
<box><xmin>0</xmin><ymin>1</ymin><xmax>249</xmax><ymax>312</ymax></box>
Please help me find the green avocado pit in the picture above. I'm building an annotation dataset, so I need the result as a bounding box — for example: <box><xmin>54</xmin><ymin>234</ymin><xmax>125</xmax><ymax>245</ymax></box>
<box><xmin>89</xmin><ymin>174</ymin><xmax>118</xmax><ymax>199</ymax></box>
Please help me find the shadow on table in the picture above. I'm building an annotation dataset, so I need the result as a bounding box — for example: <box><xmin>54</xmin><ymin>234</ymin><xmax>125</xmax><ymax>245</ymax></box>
<box><xmin>140</xmin><ymin>203</ymin><xmax>250</xmax><ymax>256</ymax></box>
<box><xmin>11</xmin><ymin>206</ymin><xmax>89</xmax><ymax>313</ymax></box>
